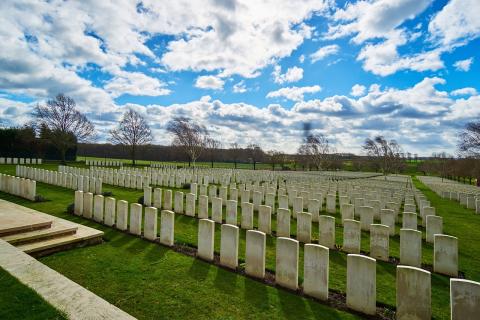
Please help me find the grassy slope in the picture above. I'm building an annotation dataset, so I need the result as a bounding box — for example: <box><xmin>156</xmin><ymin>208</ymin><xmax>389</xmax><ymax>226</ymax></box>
<box><xmin>1</xmin><ymin>163</ymin><xmax>479</xmax><ymax>319</ymax></box>
<box><xmin>0</xmin><ymin>268</ymin><xmax>66</xmax><ymax>320</ymax></box>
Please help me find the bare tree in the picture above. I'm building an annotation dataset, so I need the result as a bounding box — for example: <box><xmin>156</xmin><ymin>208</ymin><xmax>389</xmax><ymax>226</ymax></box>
<box><xmin>33</xmin><ymin>93</ymin><xmax>95</xmax><ymax>163</ymax></box>
<box><xmin>205</xmin><ymin>137</ymin><xmax>222</xmax><ymax>168</ymax></box>
<box><xmin>230</xmin><ymin>143</ymin><xmax>242</xmax><ymax>169</ymax></box>
<box><xmin>166</xmin><ymin>117</ymin><xmax>208</xmax><ymax>167</ymax></box>
<box><xmin>298</xmin><ymin>133</ymin><xmax>331</xmax><ymax>170</ymax></box>
<box><xmin>109</xmin><ymin>109</ymin><xmax>152</xmax><ymax>166</ymax></box>
<box><xmin>247</xmin><ymin>143</ymin><xmax>263</xmax><ymax>170</ymax></box>
<box><xmin>459</xmin><ymin>121</ymin><xmax>480</xmax><ymax>156</ymax></box>
<box><xmin>363</xmin><ymin>136</ymin><xmax>403</xmax><ymax>178</ymax></box>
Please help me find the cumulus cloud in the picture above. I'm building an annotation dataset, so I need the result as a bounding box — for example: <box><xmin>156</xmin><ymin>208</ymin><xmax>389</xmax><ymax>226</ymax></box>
<box><xmin>232</xmin><ymin>80</ymin><xmax>247</xmax><ymax>93</ymax></box>
<box><xmin>272</xmin><ymin>65</ymin><xmax>303</xmax><ymax>84</ymax></box>
<box><xmin>104</xmin><ymin>71</ymin><xmax>171</xmax><ymax>98</ymax></box>
<box><xmin>310</xmin><ymin>45</ymin><xmax>339</xmax><ymax>62</ymax></box>
<box><xmin>453</xmin><ymin>58</ymin><xmax>474</xmax><ymax>71</ymax></box>
<box><xmin>450</xmin><ymin>87</ymin><xmax>478</xmax><ymax>96</ymax></box>
<box><xmin>266</xmin><ymin>85</ymin><xmax>321</xmax><ymax>102</ymax></box>
<box><xmin>428</xmin><ymin>0</ymin><xmax>480</xmax><ymax>46</ymax></box>
<box><xmin>350</xmin><ymin>84</ymin><xmax>366</xmax><ymax>97</ymax></box>
<box><xmin>195</xmin><ymin>75</ymin><xmax>225</xmax><ymax>90</ymax></box>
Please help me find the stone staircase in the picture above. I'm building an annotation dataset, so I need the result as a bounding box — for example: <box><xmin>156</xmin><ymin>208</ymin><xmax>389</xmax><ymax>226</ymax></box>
<box><xmin>0</xmin><ymin>200</ymin><xmax>103</xmax><ymax>257</ymax></box>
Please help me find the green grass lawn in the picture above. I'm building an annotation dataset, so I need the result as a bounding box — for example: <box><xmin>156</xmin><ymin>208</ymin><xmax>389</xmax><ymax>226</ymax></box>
<box><xmin>0</xmin><ymin>268</ymin><xmax>66</xmax><ymax>320</ymax></box>
<box><xmin>1</xmin><ymin>163</ymin><xmax>479</xmax><ymax>319</ymax></box>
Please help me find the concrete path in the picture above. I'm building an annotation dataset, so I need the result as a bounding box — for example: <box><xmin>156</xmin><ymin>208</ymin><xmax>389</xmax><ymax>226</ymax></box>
<box><xmin>0</xmin><ymin>239</ymin><xmax>136</xmax><ymax>320</ymax></box>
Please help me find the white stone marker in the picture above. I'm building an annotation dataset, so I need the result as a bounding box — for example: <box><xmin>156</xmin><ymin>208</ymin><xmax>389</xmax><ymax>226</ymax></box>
<box><xmin>173</xmin><ymin>191</ymin><xmax>184</xmax><ymax>214</ymax></box>
<box><xmin>83</xmin><ymin>192</ymin><xmax>93</xmax><ymax>219</ymax></box>
<box><xmin>93</xmin><ymin>195</ymin><xmax>104</xmax><ymax>222</ymax></box>
<box><xmin>104</xmin><ymin>197</ymin><xmax>116</xmax><ymax>227</ymax></box>
<box><xmin>347</xmin><ymin>254</ymin><xmax>376</xmax><ymax>315</ymax></box>
<box><xmin>380</xmin><ymin>208</ymin><xmax>396</xmax><ymax>235</ymax></box>
<box><xmin>326</xmin><ymin>194</ymin><xmax>336</xmax><ymax>214</ymax></box>
<box><xmin>318</xmin><ymin>215</ymin><xmax>335</xmax><ymax>249</ymax></box>
<box><xmin>144</xmin><ymin>186</ymin><xmax>152</xmax><ymax>206</ymax></box>
<box><xmin>276</xmin><ymin>237</ymin><xmax>299</xmax><ymax>290</ymax></box>
<box><xmin>74</xmin><ymin>190</ymin><xmax>84</xmax><ymax>216</ymax></box>
<box><xmin>153</xmin><ymin>188</ymin><xmax>162</xmax><ymax>209</ymax></box>
<box><xmin>359</xmin><ymin>206</ymin><xmax>374</xmax><ymax>231</ymax></box>
<box><xmin>343</xmin><ymin>219</ymin><xmax>361</xmax><ymax>254</ymax></box>
<box><xmin>276</xmin><ymin>208</ymin><xmax>291</xmax><ymax>238</ymax></box>
<box><xmin>341</xmin><ymin>204</ymin><xmax>354</xmax><ymax>223</ymax></box>
<box><xmin>226</xmin><ymin>200</ymin><xmax>238</xmax><ymax>225</ymax></box>
<box><xmin>434</xmin><ymin>234</ymin><xmax>458</xmax><ymax>276</ymax></box>
<box><xmin>400</xmin><ymin>229</ymin><xmax>422</xmax><ymax>267</ymax></box>
<box><xmin>160</xmin><ymin>210</ymin><xmax>175</xmax><ymax>247</ymax></box>
<box><xmin>129</xmin><ymin>203</ymin><xmax>142</xmax><ymax>236</ymax></box>
<box><xmin>245</xmin><ymin>230</ymin><xmax>266</xmax><ymax>279</ymax></box>
<box><xmin>450</xmin><ymin>279</ymin><xmax>480</xmax><ymax>320</ymax></box>
<box><xmin>422</xmin><ymin>206</ymin><xmax>435</xmax><ymax>227</ymax></box>
<box><xmin>304</xmin><ymin>244</ymin><xmax>329</xmax><ymax>300</ymax></box>
<box><xmin>258</xmin><ymin>205</ymin><xmax>272</xmax><ymax>235</ymax></box>
<box><xmin>198</xmin><ymin>219</ymin><xmax>215</xmax><ymax>261</ymax></box>
<box><xmin>296</xmin><ymin>211</ymin><xmax>312</xmax><ymax>243</ymax></box>
<box><xmin>370</xmin><ymin>224</ymin><xmax>389</xmax><ymax>261</ymax></box>
<box><xmin>396</xmin><ymin>266</ymin><xmax>431</xmax><ymax>320</ymax></box>
<box><xmin>253</xmin><ymin>191</ymin><xmax>262</xmax><ymax>211</ymax></box>
<box><xmin>211</xmin><ymin>197</ymin><xmax>223</xmax><ymax>223</ymax></box>
<box><xmin>185</xmin><ymin>193</ymin><xmax>196</xmax><ymax>217</ymax></box>
<box><xmin>220</xmin><ymin>224</ymin><xmax>239</xmax><ymax>269</ymax></box>
<box><xmin>241</xmin><ymin>202</ymin><xmax>254</xmax><ymax>229</ymax></box>
<box><xmin>402</xmin><ymin>212</ymin><xmax>417</xmax><ymax>230</ymax></box>
<box><xmin>426</xmin><ymin>215</ymin><xmax>442</xmax><ymax>243</ymax></box>
<box><xmin>278</xmin><ymin>195</ymin><xmax>288</xmax><ymax>210</ymax></box>
<box><xmin>116</xmin><ymin>200</ymin><xmax>128</xmax><ymax>231</ymax></box>
<box><xmin>198</xmin><ymin>195</ymin><xmax>209</xmax><ymax>219</ymax></box>
<box><xmin>308</xmin><ymin>199</ymin><xmax>320</xmax><ymax>222</ymax></box>
<box><xmin>293</xmin><ymin>197</ymin><xmax>303</xmax><ymax>218</ymax></box>
<box><xmin>143</xmin><ymin>207</ymin><xmax>158</xmax><ymax>241</ymax></box>
<box><xmin>164</xmin><ymin>189</ymin><xmax>172</xmax><ymax>210</ymax></box>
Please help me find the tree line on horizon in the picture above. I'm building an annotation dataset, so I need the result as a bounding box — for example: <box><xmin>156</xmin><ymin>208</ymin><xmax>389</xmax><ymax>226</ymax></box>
<box><xmin>1</xmin><ymin>93</ymin><xmax>479</xmax><ymax>181</ymax></box>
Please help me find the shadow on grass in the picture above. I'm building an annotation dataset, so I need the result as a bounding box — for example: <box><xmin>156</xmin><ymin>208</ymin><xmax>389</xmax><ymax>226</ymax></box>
<box><xmin>188</xmin><ymin>258</ymin><xmax>211</xmax><ymax>281</ymax></box>
<box><xmin>213</xmin><ymin>267</ymin><xmax>239</xmax><ymax>294</ymax></box>
<box><xmin>243</xmin><ymin>276</ymin><xmax>268</xmax><ymax>313</ymax></box>
<box><xmin>278</xmin><ymin>288</ymin><xmax>309</xmax><ymax>320</ymax></box>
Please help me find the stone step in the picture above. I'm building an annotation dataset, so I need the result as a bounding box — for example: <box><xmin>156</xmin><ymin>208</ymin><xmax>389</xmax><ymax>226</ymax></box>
<box><xmin>0</xmin><ymin>210</ymin><xmax>52</xmax><ymax>237</ymax></box>
<box><xmin>16</xmin><ymin>225</ymin><xmax>102</xmax><ymax>255</ymax></box>
<box><xmin>2</xmin><ymin>221</ymin><xmax>78</xmax><ymax>245</ymax></box>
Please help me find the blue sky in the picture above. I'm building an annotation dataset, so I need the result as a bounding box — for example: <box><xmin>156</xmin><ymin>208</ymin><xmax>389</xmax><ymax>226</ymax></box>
<box><xmin>0</xmin><ymin>0</ymin><xmax>479</xmax><ymax>155</ymax></box>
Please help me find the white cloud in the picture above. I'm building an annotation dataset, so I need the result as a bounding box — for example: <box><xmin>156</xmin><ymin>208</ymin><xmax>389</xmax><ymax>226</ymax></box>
<box><xmin>233</xmin><ymin>80</ymin><xmax>247</xmax><ymax>93</ymax></box>
<box><xmin>310</xmin><ymin>44</ymin><xmax>339</xmax><ymax>63</ymax></box>
<box><xmin>453</xmin><ymin>58</ymin><xmax>474</xmax><ymax>71</ymax></box>
<box><xmin>451</xmin><ymin>87</ymin><xmax>478</xmax><ymax>96</ymax></box>
<box><xmin>272</xmin><ymin>66</ymin><xmax>304</xmax><ymax>84</ymax></box>
<box><xmin>266</xmin><ymin>85</ymin><xmax>321</xmax><ymax>102</ymax></box>
<box><xmin>104</xmin><ymin>71</ymin><xmax>171</xmax><ymax>98</ymax></box>
<box><xmin>428</xmin><ymin>0</ymin><xmax>480</xmax><ymax>46</ymax></box>
<box><xmin>195</xmin><ymin>75</ymin><xmax>225</xmax><ymax>90</ymax></box>
<box><xmin>299</xmin><ymin>54</ymin><xmax>305</xmax><ymax>63</ymax></box>
<box><xmin>159</xmin><ymin>1</ymin><xmax>331</xmax><ymax>77</ymax></box>
<box><xmin>350</xmin><ymin>84</ymin><xmax>366</xmax><ymax>97</ymax></box>
<box><xmin>326</xmin><ymin>0</ymin><xmax>432</xmax><ymax>43</ymax></box>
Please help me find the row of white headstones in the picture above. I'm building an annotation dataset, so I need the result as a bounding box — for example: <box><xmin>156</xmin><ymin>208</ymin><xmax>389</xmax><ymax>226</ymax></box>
<box><xmin>73</xmin><ymin>189</ymin><xmax>478</xmax><ymax>319</ymax></box>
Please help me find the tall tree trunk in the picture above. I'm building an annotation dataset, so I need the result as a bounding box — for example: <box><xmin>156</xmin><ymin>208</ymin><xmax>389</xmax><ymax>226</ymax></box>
<box><xmin>131</xmin><ymin>145</ymin><xmax>136</xmax><ymax>166</ymax></box>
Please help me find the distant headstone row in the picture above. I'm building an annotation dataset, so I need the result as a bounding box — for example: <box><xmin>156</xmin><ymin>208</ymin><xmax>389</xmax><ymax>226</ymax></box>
<box><xmin>72</xmin><ymin>190</ymin><xmax>479</xmax><ymax>319</ymax></box>
<box><xmin>0</xmin><ymin>157</ymin><xmax>42</xmax><ymax>165</ymax></box>
<box><xmin>418</xmin><ymin>176</ymin><xmax>479</xmax><ymax>213</ymax></box>
<box><xmin>142</xmin><ymin>186</ymin><xmax>458</xmax><ymax>277</ymax></box>
<box><xmin>85</xmin><ymin>159</ymin><xmax>123</xmax><ymax>167</ymax></box>
<box><xmin>0</xmin><ymin>173</ymin><xmax>36</xmax><ymax>200</ymax></box>
<box><xmin>16</xmin><ymin>166</ymin><xmax>102</xmax><ymax>195</ymax></box>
